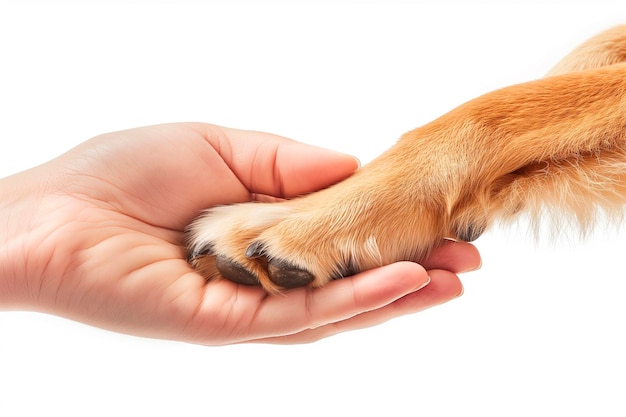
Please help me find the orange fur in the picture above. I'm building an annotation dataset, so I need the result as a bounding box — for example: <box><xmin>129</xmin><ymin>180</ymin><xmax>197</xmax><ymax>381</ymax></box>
<box><xmin>187</xmin><ymin>25</ymin><xmax>626</xmax><ymax>293</ymax></box>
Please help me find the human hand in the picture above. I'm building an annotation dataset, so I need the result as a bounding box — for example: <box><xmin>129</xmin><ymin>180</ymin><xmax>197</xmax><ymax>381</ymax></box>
<box><xmin>0</xmin><ymin>123</ymin><xmax>480</xmax><ymax>345</ymax></box>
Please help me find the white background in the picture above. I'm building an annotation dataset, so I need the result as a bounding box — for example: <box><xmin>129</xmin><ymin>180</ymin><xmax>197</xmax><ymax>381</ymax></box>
<box><xmin>2</xmin><ymin>1</ymin><xmax>626</xmax><ymax>416</ymax></box>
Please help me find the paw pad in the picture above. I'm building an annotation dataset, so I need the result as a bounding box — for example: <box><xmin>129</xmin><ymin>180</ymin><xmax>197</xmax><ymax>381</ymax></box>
<box><xmin>215</xmin><ymin>255</ymin><xmax>260</xmax><ymax>286</ymax></box>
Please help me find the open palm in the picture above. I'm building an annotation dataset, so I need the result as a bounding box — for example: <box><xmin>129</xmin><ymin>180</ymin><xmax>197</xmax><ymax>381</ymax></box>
<box><xmin>3</xmin><ymin>123</ymin><xmax>480</xmax><ymax>345</ymax></box>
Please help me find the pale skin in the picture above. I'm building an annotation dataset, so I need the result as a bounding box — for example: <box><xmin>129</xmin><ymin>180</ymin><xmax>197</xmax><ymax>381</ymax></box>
<box><xmin>0</xmin><ymin>123</ymin><xmax>481</xmax><ymax>345</ymax></box>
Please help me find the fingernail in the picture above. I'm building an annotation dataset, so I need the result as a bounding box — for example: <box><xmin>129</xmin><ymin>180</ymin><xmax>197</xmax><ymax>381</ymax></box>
<box><xmin>456</xmin><ymin>285</ymin><xmax>465</xmax><ymax>298</ymax></box>
<box><xmin>461</xmin><ymin>257</ymin><xmax>482</xmax><ymax>273</ymax></box>
<box><xmin>415</xmin><ymin>274</ymin><xmax>432</xmax><ymax>291</ymax></box>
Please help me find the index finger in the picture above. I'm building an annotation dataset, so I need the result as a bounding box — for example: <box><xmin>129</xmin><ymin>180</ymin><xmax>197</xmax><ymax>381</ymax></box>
<box><xmin>246</xmin><ymin>261</ymin><xmax>431</xmax><ymax>340</ymax></box>
<box><xmin>255</xmin><ymin>268</ymin><xmax>464</xmax><ymax>344</ymax></box>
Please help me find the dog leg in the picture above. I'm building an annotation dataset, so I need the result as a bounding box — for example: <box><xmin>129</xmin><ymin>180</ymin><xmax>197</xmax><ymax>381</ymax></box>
<box><xmin>187</xmin><ymin>26</ymin><xmax>626</xmax><ymax>292</ymax></box>
<box><xmin>549</xmin><ymin>25</ymin><xmax>626</xmax><ymax>75</ymax></box>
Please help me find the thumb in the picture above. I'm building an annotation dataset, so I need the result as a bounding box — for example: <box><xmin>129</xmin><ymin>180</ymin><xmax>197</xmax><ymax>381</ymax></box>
<box><xmin>215</xmin><ymin>126</ymin><xmax>360</xmax><ymax>198</ymax></box>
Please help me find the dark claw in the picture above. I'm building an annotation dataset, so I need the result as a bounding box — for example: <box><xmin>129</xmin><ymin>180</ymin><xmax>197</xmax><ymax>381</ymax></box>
<box><xmin>267</xmin><ymin>259</ymin><xmax>315</xmax><ymax>289</ymax></box>
<box><xmin>455</xmin><ymin>222</ymin><xmax>486</xmax><ymax>242</ymax></box>
<box><xmin>331</xmin><ymin>263</ymin><xmax>358</xmax><ymax>280</ymax></box>
<box><xmin>245</xmin><ymin>241</ymin><xmax>265</xmax><ymax>258</ymax></box>
<box><xmin>215</xmin><ymin>255</ymin><xmax>259</xmax><ymax>286</ymax></box>
<box><xmin>186</xmin><ymin>243</ymin><xmax>214</xmax><ymax>263</ymax></box>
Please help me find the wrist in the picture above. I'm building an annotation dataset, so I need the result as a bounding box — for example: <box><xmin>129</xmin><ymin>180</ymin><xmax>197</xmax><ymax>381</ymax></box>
<box><xmin>0</xmin><ymin>178</ymin><xmax>24</xmax><ymax>307</ymax></box>
<box><xmin>0</xmin><ymin>171</ymin><xmax>38</xmax><ymax>307</ymax></box>
<box><xmin>0</xmin><ymin>168</ymin><xmax>67</xmax><ymax>310</ymax></box>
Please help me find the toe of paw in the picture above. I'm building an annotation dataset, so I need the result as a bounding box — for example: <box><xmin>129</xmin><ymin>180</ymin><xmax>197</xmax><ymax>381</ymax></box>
<box><xmin>215</xmin><ymin>255</ymin><xmax>259</xmax><ymax>286</ymax></box>
<box><xmin>267</xmin><ymin>259</ymin><xmax>315</xmax><ymax>289</ymax></box>
<box><xmin>186</xmin><ymin>243</ymin><xmax>215</xmax><ymax>263</ymax></box>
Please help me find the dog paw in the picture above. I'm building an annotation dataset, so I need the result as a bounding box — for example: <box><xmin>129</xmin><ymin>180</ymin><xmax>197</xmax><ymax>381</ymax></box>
<box><xmin>185</xmin><ymin>170</ymin><xmax>457</xmax><ymax>293</ymax></box>
<box><xmin>186</xmin><ymin>198</ymin><xmax>361</xmax><ymax>292</ymax></box>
